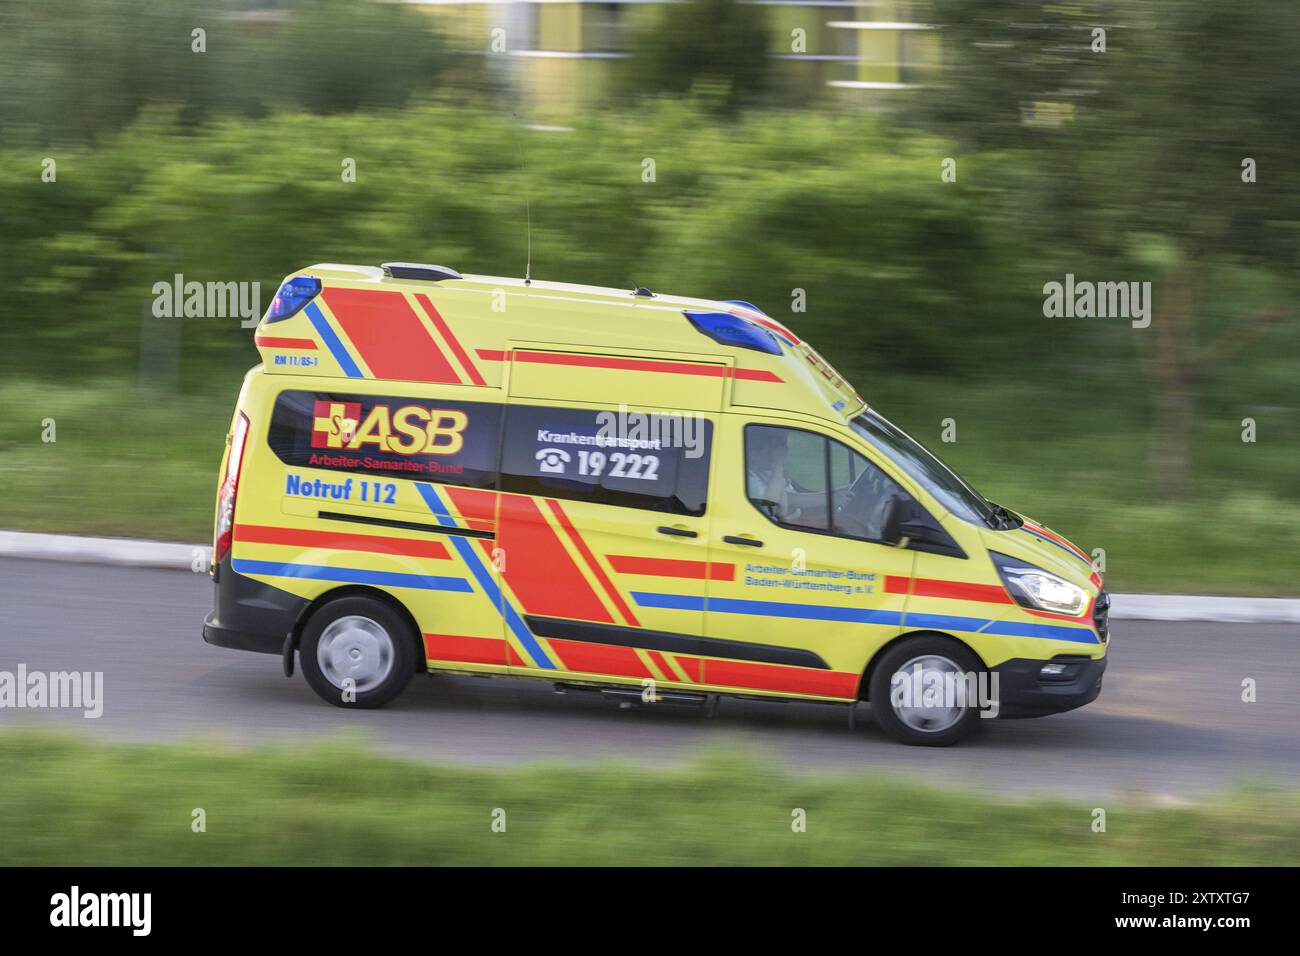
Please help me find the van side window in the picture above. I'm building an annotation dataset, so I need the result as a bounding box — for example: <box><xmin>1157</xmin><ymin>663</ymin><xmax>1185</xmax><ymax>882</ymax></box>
<box><xmin>500</xmin><ymin>405</ymin><xmax>712</xmax><ymax>515</ymax></box>
<box><xmin>267</xmin><ymin>390</ymin><xmax>501</xmax><ymax>489</ymax></box>
<box><xmin>745</xmin><ymin>426</ymin><xmax>828</xmax><ymax>530</ymax></box>
<box><xmin>745</xmin><ymin>425</ymin><xmax>913</xmax><ymax>542</ymax></box>
<box><xmin>829</xmin><ymin>440</ymin><xmax>910</xmax><ymax>541</ymax></box>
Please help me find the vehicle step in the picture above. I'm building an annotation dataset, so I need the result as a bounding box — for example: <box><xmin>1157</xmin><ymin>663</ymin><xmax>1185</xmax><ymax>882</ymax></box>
<box><xmin>552</xmin><ymin>682</ymin><xmax>706</xmax><ymax>707</ymax></box>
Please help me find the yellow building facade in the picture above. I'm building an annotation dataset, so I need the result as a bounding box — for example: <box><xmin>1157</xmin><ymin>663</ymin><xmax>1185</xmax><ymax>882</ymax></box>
<box><xmin>404</xmin><ymin>0</ymin><xmax>941</xmax><ymax>114</ymax></box>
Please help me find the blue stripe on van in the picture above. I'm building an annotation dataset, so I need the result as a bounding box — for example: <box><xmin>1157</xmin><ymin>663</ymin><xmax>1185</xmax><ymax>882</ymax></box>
<box><xmin>979</xmin><ymin>619</ymin><xmax>1100</xmax><ymax>644</ymax></box>
<box><xmin>629</xmin><ymin>592</ymin><xmax>706</xmax><ymax>612</ymax></box>
<box><xmin>414</xmin><ymin>483</ymin><xmax>556</xmax><ymax>670</ymax></box>
<box><xmin>304</xmin><ymin>301</ymin><xmax>364</xmax><ymax>378</ymax></box>
<box><xmin>631</xmin><ymin>591</ymin><xmax>904</xmax><ymax>626</ymax></box>
<box><xmin>231</xmin><ymin>559</ymin><xmax>470</xmax><ymax>592</ymax></box>
<box><xmin>902</xmin><ymin>611</ymin><xmax>990</xmax><ymax>632</ymax></box>
<box><xmin>631</xmin><ymin>592</ymin><xmax>1097</xmax><ymax>644</ymax></box>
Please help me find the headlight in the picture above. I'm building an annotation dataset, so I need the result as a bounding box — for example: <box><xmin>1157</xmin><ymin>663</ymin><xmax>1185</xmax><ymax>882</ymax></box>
<box><xmin>990</xmin><ymin>551</ymin><xmax>1087</xmax><ymax>616</ymax></box>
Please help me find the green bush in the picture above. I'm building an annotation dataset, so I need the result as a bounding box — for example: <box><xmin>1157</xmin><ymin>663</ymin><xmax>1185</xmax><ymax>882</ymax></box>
<box><xmin>0</xmin><ymin>103</ymin><xmax>1039</xmax><ymax>385</ymax></box>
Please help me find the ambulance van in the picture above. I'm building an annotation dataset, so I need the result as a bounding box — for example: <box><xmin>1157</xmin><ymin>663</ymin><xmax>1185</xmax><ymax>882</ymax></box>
<box><xmin>203</xmin><ymin>262</ymin><xmax>1109</xmax><ymax>745</ymax></box>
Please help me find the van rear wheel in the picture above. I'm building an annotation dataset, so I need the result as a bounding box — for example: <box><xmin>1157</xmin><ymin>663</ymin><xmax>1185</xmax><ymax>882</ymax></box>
<box><xmin>299</xmin><ymin>596</ymin><xmax>415</xmax><ymax>708</ymax></box>
<box><xmin>868</xmin><ymin>636</ymin><xmax>986</xmax><ymax>746</ymax></box>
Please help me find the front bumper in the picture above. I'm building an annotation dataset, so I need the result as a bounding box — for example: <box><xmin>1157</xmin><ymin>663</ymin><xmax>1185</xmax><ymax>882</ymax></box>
<box><xmin>990</xmin><ymin>654</ymin><xmax>1106</xmax><ymax>718</ymax></box>
<box><xmin>202</xmin><ymin>556</ymin><xmax>309</xmax><ymax>656</ymax></box>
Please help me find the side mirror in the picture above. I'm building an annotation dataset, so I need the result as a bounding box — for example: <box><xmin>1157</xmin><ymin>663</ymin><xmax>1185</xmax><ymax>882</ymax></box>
<box><xmin>880</xmin><ymin>496</ymin><xmax>912</xmax><ymax>547</ymax></box>
<box><xmin>897</xmin><ymin>518</ymin><xmax>933</xmax><ymax>546</ymax></box>
<box><xmin>882</xmin><ymin>497</ymin><xmax>940</xmax><ymax>549</ymax></box>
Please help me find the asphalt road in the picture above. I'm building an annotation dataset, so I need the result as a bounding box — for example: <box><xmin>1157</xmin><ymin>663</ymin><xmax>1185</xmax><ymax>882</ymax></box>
<box><xmin>2</xmin><ymin>557</ymin><xmax>1298</xmax><ymax>798</ymax></box>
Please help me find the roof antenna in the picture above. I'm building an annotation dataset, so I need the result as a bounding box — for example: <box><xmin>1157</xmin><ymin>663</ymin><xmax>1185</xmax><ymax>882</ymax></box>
<box><xmin>513</xmin><ymin>111</ymin><xmax>532</xmax><ymax>287</ymax></box>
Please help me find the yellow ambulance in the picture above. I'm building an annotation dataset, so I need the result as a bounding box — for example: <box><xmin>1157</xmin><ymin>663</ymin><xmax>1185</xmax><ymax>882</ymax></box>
<box><xmin>203</xmin><ymin>262</ymin><xmax>1109</xmax><ymax>745</ymax></box>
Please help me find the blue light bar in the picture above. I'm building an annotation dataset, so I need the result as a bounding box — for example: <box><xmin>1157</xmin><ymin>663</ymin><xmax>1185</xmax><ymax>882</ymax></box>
<box><xmin>265</xmin><ymin>276</ymin><xmax>322</xmax><ymax>323</ymax></box>
<box><xmin>683</xmin><ymin>310</ymin><xmax>782</xmax><ymax>355</ymax></box>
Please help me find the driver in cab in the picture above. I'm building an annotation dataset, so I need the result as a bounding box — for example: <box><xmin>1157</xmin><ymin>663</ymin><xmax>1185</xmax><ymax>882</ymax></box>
<box><xmin>746</xmin><ymin>427</ymin><xmax>824</xmax><ymax>525</ymax></box>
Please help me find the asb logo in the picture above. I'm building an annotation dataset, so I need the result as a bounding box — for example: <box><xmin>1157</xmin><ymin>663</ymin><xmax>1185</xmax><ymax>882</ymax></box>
<box><xmin>312</xmin><ymin>401</ymin><xmax>361</xmax><ymax>449</ymax></box>
<box><xmin>310</xmin><ymin>399</ymin><xmax>468</xmax><ymax>456</ymax></box>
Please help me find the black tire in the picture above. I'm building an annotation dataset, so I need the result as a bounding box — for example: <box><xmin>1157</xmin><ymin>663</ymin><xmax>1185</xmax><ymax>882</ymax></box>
<box><xmin>298</xmin><ymin>596</ymin><xmax>416</xmax><ymax>709</ymax></box>
<box><xmin>867</xmin><ymin>635</ymin><xmax>987</xmax><ymax>746</ymax></box>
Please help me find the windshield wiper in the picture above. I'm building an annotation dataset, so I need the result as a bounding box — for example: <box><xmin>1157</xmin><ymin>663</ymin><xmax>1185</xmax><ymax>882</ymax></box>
<box><xmin>986</xmin><ymin>502</ymin><xmax>1022</xmax><ymax>531</ymax></box>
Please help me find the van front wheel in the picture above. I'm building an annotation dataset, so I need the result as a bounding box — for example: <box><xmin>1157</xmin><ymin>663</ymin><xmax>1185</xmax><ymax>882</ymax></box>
<box><xmin>299</xmin><ymin>597</ymin><xmax>415</xmax><ymax>708</ymax></box>
<box><xmin>867</xmin><ymin>636</ymin><xmax>986</xmax><ymax>746</ymax></box>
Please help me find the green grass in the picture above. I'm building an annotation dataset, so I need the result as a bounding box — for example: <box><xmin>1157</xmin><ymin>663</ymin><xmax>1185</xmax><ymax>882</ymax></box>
<box><xmin>1</xmin><ymin>376</ymin><xmax>1297</xmax><ymax>594</ymax></box>
<box><xmin>0</xmin><ymin>732</ymin><xmax>1296</xmax><ymax>865</ymax></box>
<box><xmin>0</xmin><ymin>379</ymin><xmax>229</xmax><ymax>541</ymax></box>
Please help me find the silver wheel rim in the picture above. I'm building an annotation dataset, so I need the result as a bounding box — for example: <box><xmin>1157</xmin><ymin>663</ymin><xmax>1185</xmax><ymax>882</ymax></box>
<box><xmin>890</xmin><ymin>654</ymin><xmax>967</xmax><ymax>733</ymax></box>
<box><xmin>317</xmin><ymin>615</ymin><xmax>394</xmax><ymax>693</ymax></box>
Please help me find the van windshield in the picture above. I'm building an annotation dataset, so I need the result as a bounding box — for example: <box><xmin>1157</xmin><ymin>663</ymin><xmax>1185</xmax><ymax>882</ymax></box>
<box><xmin>850</xmin><ymin>410</ymin><xmax>996</xmax><ymax>526</ymax></box>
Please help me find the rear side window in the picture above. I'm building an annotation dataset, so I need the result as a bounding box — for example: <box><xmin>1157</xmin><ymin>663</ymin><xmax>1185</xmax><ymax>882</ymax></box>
<box><xmin>267</xmin><ymin>390</ymin><xmax>501</xmax><ymax>488</ymax></box>
<box><xmin>500</xmin><ymin>405</ymin><xmax>712</xmax><ymax>515</ymax></box>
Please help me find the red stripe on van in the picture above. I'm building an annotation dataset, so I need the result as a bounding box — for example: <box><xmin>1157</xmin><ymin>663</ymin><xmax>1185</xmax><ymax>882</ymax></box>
<box><xmin>544</xmin><ymin>499</ymin><xmax>640</xmax><ymax>626</ymax></box>
<box><xmin>1023</xmin><ymin>520</ymin><xmax>1093</xmax><ymax>563</ymax></box>
<box><xmin>413</xmin><ymin>294</ymin><xmax>487</xmax><ymax>386</ymax></box>
<box><xmin>706</xmin><ymin>659</ymin><xmax>859</xmax><ymax>699</ymax></box>
<box><xmin>496</xmin><ymin>495</ymin><xmax>614</xmax><ymax>623</ymax></box>
<box><xmin>885</xmin><ymin>575</ymin><xmax>1012</xmax><ymax>604</ymax></box>
<box><xmin>674</xmin><ymin>656</ymin><xmax>703</xmax><ymax>682</ymax></box>
<box><xmin>606</xmin><ymin>555</ymin><xmax>734</xmax><ymax>581</ymax></box>
<box><xmin>546</xmin><ymin>639</ymin><xmax>654</xmax><ymax>680</ymax></box>
<box><xmin>443</xmin><ymin>487</ymin><xmax>498</xmax><ymax>533</ymax></box>
<box><xmin>423</xmin><ymin>633</ymin><xmax>508</xmax><ymax>665</ymax></box>
<box><xmin>473</xmin><ymin>348</ymin><xmax>782</xmax><ymax>383</ymax></box>
<box><xmin>646</xmin><ymin>650</ymin><xmax>677</xmax><ymax>681</ymax></box>
<box><xmin>236</xmin><ymin>524</ymin><xmax>449</xmax><ymax>560</ymax></box>
<box><xmin>321</xmin><ymin>288</ymin><xmax>462</xmax><ymax>383</ymax></box>
<box><xmin>731</xmin><ymin>310</ymin><xmax>801</xmax><ymax>346</ymax></box>
<box><xmin>254</xmin><ymin>335</ymin><xmax>317</xmax><ymax>350</ymax></box>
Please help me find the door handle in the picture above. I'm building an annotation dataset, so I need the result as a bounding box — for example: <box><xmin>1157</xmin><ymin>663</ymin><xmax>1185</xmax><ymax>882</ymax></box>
<box><xmin>657</xmin><ymin>525</ymin><xmax>698</xmax><ymax>538</ymax></box>
<box><xmin>723</xmin><ymin>535</ymin><xmax>764</xmax><ymax>547</ymax></box>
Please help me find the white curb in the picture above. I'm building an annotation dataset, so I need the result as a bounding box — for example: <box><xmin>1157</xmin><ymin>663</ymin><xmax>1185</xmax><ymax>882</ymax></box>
<box><xmin>2</xmin><ymin>530</ymin><xmax>1298</xmax><ymax>624</ymax></box>
<box><xmin>0</xmin><ymin>530</ymin><xmax>208</xmax><ymax>572</ymax></box>
<box><xmin>1107</xmin><ymin>593</ymin><xmax>1300</xmax><ymax>625</ymax></box>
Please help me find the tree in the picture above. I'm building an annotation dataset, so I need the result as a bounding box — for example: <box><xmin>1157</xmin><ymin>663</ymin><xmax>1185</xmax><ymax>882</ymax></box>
<box><xmin>919</xmin><ymin>0</ymin><xmax>1300</xmax><ymax>496</ymax></box>
<box><xmin>620</xmin><ymin>0</ymin><xmax>772</xmax><ymax>114</ymax></box>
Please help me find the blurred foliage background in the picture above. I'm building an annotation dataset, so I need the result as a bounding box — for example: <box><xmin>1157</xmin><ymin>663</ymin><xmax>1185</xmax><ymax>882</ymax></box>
<box><xmin>0</xmin><ymin>0</ymin><xmax>1297</xmax><ymax>592</ymax></box>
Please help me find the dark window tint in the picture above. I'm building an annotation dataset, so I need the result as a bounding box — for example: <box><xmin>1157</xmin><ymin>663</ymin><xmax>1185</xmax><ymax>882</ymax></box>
<box><xmin>745</xmin><ymin>425</ymin><xmax>827</xmax><ymax>530</ymax></box>
<box><xmin>501</xmin><ymin>405</ymin><xmax>712</xmax><ymax>515</ymax></box>
<box><xmin>267</xmin><ymin>390</ymin><xmax>501</xmax><ymax>488</ymax></box>
<box><xmin>830</xmin><ymin>440</ymin><xmax>909</xmax><ymax>541</ymax></box>
<box><xmin>745</xmin><ymin>424</ymin><xmax>914</xmax><ymax>542</ymax></box>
